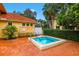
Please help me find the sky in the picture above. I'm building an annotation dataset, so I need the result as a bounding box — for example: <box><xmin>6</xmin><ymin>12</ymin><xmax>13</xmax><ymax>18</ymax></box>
<box><xmin>3</xmin><ymin>3</ymin><xmax>45</xmax><ymax>20</ymax></box>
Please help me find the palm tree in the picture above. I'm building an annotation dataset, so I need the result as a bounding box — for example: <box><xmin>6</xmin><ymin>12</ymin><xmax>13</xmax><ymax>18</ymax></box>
<box><xmin>43</xmin><ymin>3</ymin><xmax>73</xmax><ymax>29</ymax></box>
<box><xmin>43</xmin><ymin>3</ymin><xmax>64</xmax><ymax>29</ymax></box>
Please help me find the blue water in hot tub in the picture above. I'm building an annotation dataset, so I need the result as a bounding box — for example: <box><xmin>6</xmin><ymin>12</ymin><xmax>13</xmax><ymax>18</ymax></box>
<box><xmin>33</xmin><ymin>36</ymin><xmax>60</xmax><ymax>44</ymax></box>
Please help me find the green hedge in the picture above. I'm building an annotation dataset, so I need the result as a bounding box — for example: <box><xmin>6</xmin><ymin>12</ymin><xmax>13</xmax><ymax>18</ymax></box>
<box><xmin>43</xmin><ymin>29</ymin><xmax>79</xmax><ymax>41</ymax></box>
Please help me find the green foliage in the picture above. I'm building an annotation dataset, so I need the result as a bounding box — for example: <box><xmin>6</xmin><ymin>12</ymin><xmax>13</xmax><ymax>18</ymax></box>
<box><xmin>57</xmin><ymin>4</ymin><xmax>79</xmax><ymax>29</ymax></box>
<box><xmin>22</xmin><ymin>9</ymin><xmax>37</xmax><ymax>20</ymax></box>
<box><xmin>43</xmin><ymin>4</ymin><xmax>60</xmax><ymax>28</ymax></box>
<box><xmin>2</xmin><ymin>25</ymin><xmax>17</xmax><ymax>39</ymax></box>
<box><xmin>43</xmin><ymin>29</ymin><xmax>79</xmax><ymax>41</ymax></box>
<box><xmin>43</xmin><ymin>3</ymin><xmax>79</xmax><ymax>29</ymax></box>
<box><xmin>43</xmin><ymin>3</ymin><xmax>69</xmax><ymax>28</ymax></box>
<box><xmin>13</xmin><ymin>9</ymin><xmax>37</xmax><ymax>20</ymax></box>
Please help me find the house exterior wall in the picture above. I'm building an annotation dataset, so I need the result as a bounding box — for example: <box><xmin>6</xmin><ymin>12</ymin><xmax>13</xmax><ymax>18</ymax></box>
<box><xmin>12</xmin><ymin>22</ymin><xmax>35</xmax><ymax>33</ymax></box>
<box><xmin>0</xmin><ymin>21</ymin><xmax>7</xmax><ymax>38</ymax></box>
<box><xmin>0</xmin><ymin>21</ymin><xmax>35</xmax><ymax>38</ymax></box>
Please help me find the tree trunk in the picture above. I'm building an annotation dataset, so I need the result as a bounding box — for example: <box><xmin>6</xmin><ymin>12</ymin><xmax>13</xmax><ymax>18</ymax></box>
<box><xmin>48</xmin><ymin>20</ymin><xmax>52</xmax><ymax>29</ymax></box>
<box><xmin>51</xmin><ymin>16</ymin><xmax>57</xmax><ymax>29</ymax></box>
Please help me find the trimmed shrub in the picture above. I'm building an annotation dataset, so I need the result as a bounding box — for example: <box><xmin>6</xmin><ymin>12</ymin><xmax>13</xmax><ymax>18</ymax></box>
<box><xmin>43</xmin><ymin>29</ymin><xmax>79</xmax><ymax>41</ymax></box>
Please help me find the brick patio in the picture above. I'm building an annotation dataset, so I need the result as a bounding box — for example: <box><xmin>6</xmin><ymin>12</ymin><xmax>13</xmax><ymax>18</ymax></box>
<box><xmin>0</xmin><ymin>37</ymin><xmax>79</xmax><ymax>56</ymax></box>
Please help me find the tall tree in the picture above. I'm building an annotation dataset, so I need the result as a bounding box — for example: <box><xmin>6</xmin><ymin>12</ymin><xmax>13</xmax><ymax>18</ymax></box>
<box><xmin>23</xmin><ymin>9</ymin><xmax>37</xmax><ymax>20</ymax></box>
<box><xmin>43</xmin><ymin>3</ymin><xmax>79</xmax><ymax>30</ymax></box>
<box><xmin>42</xmin><ymin>3</ymin><xmax>66</xmax><ymax>29</ymax></box>
<box><xmin>57</xmin><ymin>4</ymin><xmax>79</xmax><ymax>30</ymax></box>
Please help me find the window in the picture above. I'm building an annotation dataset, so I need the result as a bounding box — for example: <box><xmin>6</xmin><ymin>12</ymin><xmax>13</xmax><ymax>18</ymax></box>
<box><xmin>22</xmin><ymin>23</ymin><xmax>25</xmax><ymax>26</ymax></box>
<box><xmin>26</xmin><ymin>23</ymin><xmax>29</xmax><ymax>26</ymax></box>
<box><xmin>8</xmin><ymin>22</ymin><xmax>12</xmax><ymax>25</ymax></box>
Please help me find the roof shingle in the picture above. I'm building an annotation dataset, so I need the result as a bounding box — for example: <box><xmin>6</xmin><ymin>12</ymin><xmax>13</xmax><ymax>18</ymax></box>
<box><xmin>0</xmin><ymin>13</ymin><xmax>36</xmax><ymax>24</ymax></box>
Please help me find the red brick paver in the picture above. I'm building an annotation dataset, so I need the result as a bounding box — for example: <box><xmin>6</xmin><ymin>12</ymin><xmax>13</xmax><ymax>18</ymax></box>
<box><xmin>0</xmin><ymin>37</ymin><xmax>79</xmax><ymax>56</ymax></box>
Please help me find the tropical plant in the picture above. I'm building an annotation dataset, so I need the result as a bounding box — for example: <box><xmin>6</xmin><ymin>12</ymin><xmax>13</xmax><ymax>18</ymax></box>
<box><xmin>42</xmin><ymin>3</ymin><xmax>65</xmax><ymax>29</ymax></box>
<box><xmin>43</xmin><ymin>3</ymin><xmax>79</xmax><ymax>30</ymax></box>
<box><xmin>57</xmin><ymin>4</ymin><xmax>79</xmax><ymax>30</ymax></box>
<box><xmin>2</xmin><ymin>25</ymin><xmax>17</xmax><ymax>39</ymax></box>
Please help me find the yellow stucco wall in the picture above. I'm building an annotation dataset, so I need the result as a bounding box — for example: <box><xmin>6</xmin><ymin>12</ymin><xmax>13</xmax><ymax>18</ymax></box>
<box><xmin>12</xmin><ymin>22</ymin><xmax>35</xmax><ymax>33</ymax></box>
<box><xmin>0</xmin><ymin>21</ymin><xmax>35</xmax><ymax>38</ymax></box>
<box><xmin>0</xmin><ymin>21</ymin><xmax>7</xmax><ymax>38</ymax></box>
<box><xmin>0</xmin><ymin>21</ymin><xmax>7</xmax><ymax>28</ymax></box>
